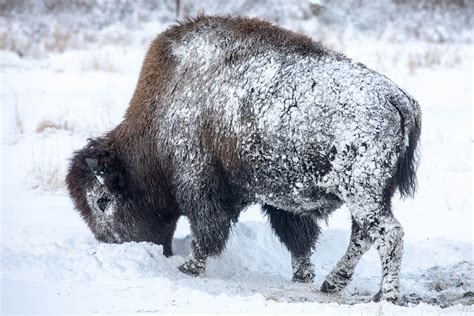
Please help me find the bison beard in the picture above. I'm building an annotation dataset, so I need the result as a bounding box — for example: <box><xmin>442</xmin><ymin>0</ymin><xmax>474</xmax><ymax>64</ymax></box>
<box><xmin>66</xmin><ymin>15</ymin><xmax>421</xmax><ymax>303</ymax></box>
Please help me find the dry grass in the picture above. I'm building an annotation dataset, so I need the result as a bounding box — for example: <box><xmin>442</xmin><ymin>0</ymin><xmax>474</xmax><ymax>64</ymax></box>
<box><xmin>81</xmin><ymin>53</ymin><xmax>117</xmax><ymax>72</ymax></box>
<box><xmin>406</xmin><ymin>45</ymin><xmax>464</xmax><ymax>74</ymax></box>
<box><xmin>35</xmin><ymin>119</ymin><xmax>74</xmax><ymax>134</ymax></box>
<box><xmin>14</xmin><ymin>101</ymin><xmax>24</xmax><ymax>135</ymax></box>
<box><xmin>44</xmin><ymin>24</ymin><xmax>72</xmax><ymax>53</ymax></box>
<box><xmin>27</xmin><ymin>160</ymin><xmax>66</xmax><ymax>192</ymax></box>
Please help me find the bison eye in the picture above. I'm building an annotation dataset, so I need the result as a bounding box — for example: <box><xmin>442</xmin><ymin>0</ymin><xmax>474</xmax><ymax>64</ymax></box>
<box><xmin>97</xmin><ymin>196</ymin><xmax>111</xmax><ymax>212</ymax></box>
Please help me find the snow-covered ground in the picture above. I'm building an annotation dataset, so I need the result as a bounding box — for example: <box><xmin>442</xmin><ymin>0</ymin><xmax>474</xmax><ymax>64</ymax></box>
<box><xmin>1</xmin><ymin>7</ymin><xmax>473</xmax><ymax>315</ymax></box>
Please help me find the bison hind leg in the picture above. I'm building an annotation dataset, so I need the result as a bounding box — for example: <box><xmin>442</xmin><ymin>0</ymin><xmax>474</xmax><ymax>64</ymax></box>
<box><xmin>324</xmin><ymin>171</ymin><xmax>404</xmax><ymax>301</ymax></box>
<box><xmin>262</xmin><ymin>204</ymin><xmax>320</xmax><ymax>283</ymax></box>
<box><xmin>321</xmin><ymin>216</ymin><xmax>374</xmax><ymax>293</ymax></box>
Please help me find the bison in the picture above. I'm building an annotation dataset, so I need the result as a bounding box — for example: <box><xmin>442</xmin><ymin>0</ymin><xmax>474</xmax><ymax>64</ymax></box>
<box><xmin>66</xmin><ymin>15</ymin><xmax>421</xmax><ymax>302</ymax></box>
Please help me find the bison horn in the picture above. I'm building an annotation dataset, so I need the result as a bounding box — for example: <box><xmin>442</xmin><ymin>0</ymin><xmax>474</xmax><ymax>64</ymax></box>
<box><xmin>85</xmin><ymin>158</ymin><xmax>105</xmax><ymax>184</ymax></box>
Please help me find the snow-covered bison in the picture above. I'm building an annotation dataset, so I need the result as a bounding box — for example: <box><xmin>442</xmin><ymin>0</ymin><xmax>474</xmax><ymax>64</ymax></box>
<box><xmin>66</xmin><ymin>15</ymin><xmax>421</xmax><ymax>302</ymax></box>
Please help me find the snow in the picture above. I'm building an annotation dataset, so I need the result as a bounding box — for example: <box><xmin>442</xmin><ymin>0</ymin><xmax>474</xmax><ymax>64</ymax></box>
<box><xmin>1</xmin><ymin>3</ymin><xmax>473</xmax><ymax>314</ymax></box>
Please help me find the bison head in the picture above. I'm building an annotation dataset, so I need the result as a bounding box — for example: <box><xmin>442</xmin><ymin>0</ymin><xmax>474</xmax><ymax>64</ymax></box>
<box><xmin>65</xmin><ymin>137</ymin><xmax>177</xmax><ymax>256</ymax></box>
<box><xmin>66</xmin><ymin>138</ymin><xmax>129</xmax><ymax>242</ymax></box>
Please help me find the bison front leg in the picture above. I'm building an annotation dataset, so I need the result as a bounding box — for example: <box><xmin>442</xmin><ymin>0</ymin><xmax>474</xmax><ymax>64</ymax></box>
<box><xmin>178</xmin><ymin>239</ymin><xmax>207</xmax><ymax>276</ymax></box>
<box><xmin>262</xmin><ymin>204</ymin><xmax>320</xmax><ymax>283</ymax></box>
<box><xmin>160</xmin><ymin>216</ymin><xmax>180</xmax><ymax>257</ymax></box>
<box><xmin>177</xmin><ymin>168</ymin><xmax>235</xmax><ymax>276</ymax></box>
<box><xmin>178</xmin><ymin>208</ymin><xmax>232</xmax><ymax>276</ymax></box>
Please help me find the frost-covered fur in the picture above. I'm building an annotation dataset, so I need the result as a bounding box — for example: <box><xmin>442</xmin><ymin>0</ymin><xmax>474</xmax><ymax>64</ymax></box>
<box><xmin>66</xmin><ymin>15</ymin><xmax>421</xmax><ymax>302</ymax></box>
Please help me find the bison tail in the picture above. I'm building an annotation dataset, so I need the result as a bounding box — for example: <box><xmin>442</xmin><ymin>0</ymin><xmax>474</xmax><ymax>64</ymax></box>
<box><xmin>391</xmin><ymin>91</ymin><xmax>422</xmax><ymax>199</ymax></box>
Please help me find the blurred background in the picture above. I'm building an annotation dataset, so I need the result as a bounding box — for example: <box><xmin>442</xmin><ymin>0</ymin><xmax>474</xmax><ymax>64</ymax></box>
<box><xmin>1</xmin><ymin>1</ymin><xmax>473</xmax><ymax>312</ymax></box>
<box><xmin>2</xmin><ymin>0</ymin><xmax>473</xmax><ymax>56</ymax></box>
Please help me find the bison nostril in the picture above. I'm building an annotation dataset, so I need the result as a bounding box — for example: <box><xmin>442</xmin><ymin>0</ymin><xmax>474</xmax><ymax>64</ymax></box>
<box><xmin>97</xmin><ymin>196</ymin><xmax>111</xmax><ymax>212</ymax></box>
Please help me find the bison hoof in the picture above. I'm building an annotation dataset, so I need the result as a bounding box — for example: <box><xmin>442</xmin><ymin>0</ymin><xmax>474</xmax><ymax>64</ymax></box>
<box><xmin>320</xmin><ymin>280</ymin><xmax>338</xmax><ymax>293</ymax></box>
<box><xmin>178</xmin><ymin>259</ymin><xmax>205</xmax><ymax>276</ymax></box>
<box><xmin>292</xmin><ymin>269</ymin><xmax>315</xmax><ymax>283</ymax></box>
<box><xmin>291</xmin><ymin>256</ymin><xmax>315</xmax><ymax>283</ymax></box>
<box><xmin>321</xmin><ymin>270</ymin><xmax>352</xmax><ymax>293</ymax></box>
<box><xmin>372</xmin><ymin>290</ymin><xmax>400</xmax><ymax>304</ymax></box>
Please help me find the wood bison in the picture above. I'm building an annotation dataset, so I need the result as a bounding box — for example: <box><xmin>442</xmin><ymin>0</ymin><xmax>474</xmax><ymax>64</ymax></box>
<box><xmin>66</xmin><ymin>15</ymin><xmax>421</xmax><ymax>302</ymax></box>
